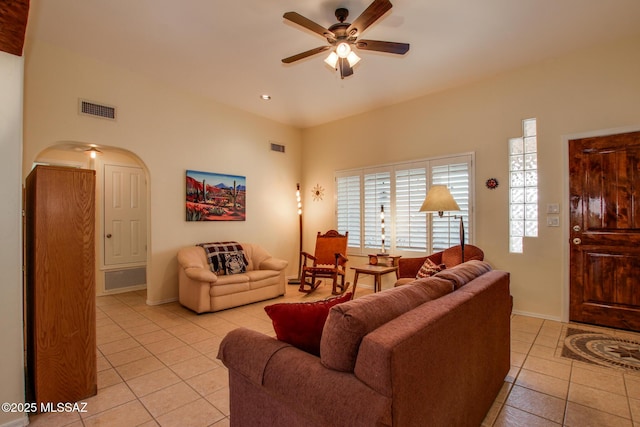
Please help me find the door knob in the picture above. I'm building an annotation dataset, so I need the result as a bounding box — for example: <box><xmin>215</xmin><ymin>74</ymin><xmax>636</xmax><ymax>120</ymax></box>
<box><xmin>106</xmin><ymin>234</ymin><xmax>112</xmax><ymax>238</ymax></box>
<box><xmin>572</xmin><ymin>238</ymin><xmax>581</xmax><ymax>245</ymax></box>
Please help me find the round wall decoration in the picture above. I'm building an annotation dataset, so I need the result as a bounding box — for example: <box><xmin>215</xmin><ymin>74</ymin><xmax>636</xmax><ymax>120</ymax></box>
<box><xmin>485</xmin><ymin>178</ymin><xmax>499</xmax><ymax>190</ymax></box>
<box><xmin>312</xmin><ymin>184</ymin><xmax>325</xmax><ymax>201</ymax></box>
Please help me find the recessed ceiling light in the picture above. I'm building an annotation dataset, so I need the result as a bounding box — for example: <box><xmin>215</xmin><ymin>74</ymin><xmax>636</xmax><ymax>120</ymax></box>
<box><xmin>260</xmin><ymin>94</ymin><xmax>271</xmax><ymax>101</ymax></box>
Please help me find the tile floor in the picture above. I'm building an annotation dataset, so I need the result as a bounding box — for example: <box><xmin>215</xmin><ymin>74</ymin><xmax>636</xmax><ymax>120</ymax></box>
<box><xmin>27</xmin><ymin>283</ymin><xmax>640</xmax><ymax>427</ymax></box>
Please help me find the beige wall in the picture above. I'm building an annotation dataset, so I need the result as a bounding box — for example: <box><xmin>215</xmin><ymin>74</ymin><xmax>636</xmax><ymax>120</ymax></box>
<box><xmin>23</xmin><ymin>40</ymin><xmax>303</xmax><ymax>305</ymax></box>
<box><xmin>0</xmin><ymin>51</ymin><xmax>27</xmax><ymax>426</ymax></box>
<box><xmin>301</xmin><ymin>34</ymin><xmax>640</xmax><ymax>320</ymax></box>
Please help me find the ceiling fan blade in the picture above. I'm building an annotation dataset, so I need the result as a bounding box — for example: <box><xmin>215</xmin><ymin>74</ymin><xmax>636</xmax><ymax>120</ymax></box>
<box><xmin>283</xmin><ymin>12</ymin><xmax>335</xmax><ymax>40</ymax></box>
<box><xmin>346</xmin><ymin>0</ymin><xmax>392</xmax><ymax>37</ymax></box>
<box><xmin>282</xmin><ymin>46</ymin><xmax>331</xmax><ymax>64</ymax></box>
<box><xmin>356</xmin><ymin>39</ymin><xmax>410</xmax><ymax>55</ymax></box>
<box><xmin>339</xmin><ymin>58</ymin><xmax>354</xmax><ymax>79</ymax></box>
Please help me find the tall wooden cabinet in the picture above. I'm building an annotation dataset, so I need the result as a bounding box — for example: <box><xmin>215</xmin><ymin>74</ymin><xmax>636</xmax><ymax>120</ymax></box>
<box><xmin>25</xmin><ymin>165</ymin><xmax>97</xmax><ymax>405</ymax></box>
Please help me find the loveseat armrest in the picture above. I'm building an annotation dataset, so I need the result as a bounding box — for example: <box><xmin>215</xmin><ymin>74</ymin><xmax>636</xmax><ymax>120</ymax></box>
<box><xmin>182</xmin><ymin>267</ymin><xmax>218</xmax><ymax>283</ymax></box>
<box><xmin>259</xmin><ymin>257</ymin><xmax>288</xmax><ymax>271</ymax></box>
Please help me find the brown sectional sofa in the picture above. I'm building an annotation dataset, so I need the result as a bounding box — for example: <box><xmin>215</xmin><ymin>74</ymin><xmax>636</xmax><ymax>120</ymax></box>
<box><xmin>218</xmin><ymin>260</ymin><xmax>511</xmax><ymax>426</ymax></box>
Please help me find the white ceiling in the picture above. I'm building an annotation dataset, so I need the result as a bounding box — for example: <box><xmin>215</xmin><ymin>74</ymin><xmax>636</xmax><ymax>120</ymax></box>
<box><xmin>25</xmin><ymin>0</ymin><xmax>640</xmax><ymax>129</ymax></box>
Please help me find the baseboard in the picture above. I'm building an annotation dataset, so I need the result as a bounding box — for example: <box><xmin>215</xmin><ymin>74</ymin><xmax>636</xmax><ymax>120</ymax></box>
<box><xmin>0</xmin><ymin>415</ymin><xmax>28</xmax><ymax>427</ymax></box>
<box><xmin>145</xmin><ymin>296</ymin><xmax>178</xmax><ymax>306</ymax></box>
<box><xmin>511</xmin><ymin>309</ymin><xmax>561</xmax><ymax>323</ymax></box>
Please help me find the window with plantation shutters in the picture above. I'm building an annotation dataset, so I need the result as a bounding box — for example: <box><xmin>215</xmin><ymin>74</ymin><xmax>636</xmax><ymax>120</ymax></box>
<box><xmin>336</xmin><ymin>173</ymin><xmax>361</xmax><ymax>248</ymax></box>
<box><xmin>431</xmin><ymin>160</ymin><xmax>471</xmax><ymax>252</ymax></box>
<box><xmin>335</xmin><ymin>153</ymin><xmax>474</xmax><ymax>255</ymax></box>
<box><xmin>363</xmin><ymin>169</ymin><xmax>391</xmax><ymax>249</ymax></box>
<box><xmin>395</xmin><ymin>164</ymin><xmax>428</xmax><ymax>251</ymax></box>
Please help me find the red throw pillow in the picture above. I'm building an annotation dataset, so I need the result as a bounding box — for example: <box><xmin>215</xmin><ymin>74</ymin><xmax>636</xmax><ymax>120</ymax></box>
<box><xmin>264</xmin><ymin>292</ymin><xmax>353</xmax><ymax>356</ymax></box>
<box><xmin>416</xmin><ymin>258</ymin><xmax>445</xmax><ymax>279</ymax></box>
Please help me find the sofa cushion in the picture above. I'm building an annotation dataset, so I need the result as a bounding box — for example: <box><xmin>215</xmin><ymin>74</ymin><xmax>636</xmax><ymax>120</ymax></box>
<box><xmin>320</xmin><ymin>278</ymin><xmax>454</xmax><ymax>372</ymax></box>
<box><xmin>265</xmin><ymin>292</ymin><xmax>353</xmax><ymax>356</ymax></box>
<box><xmin>415</xmin><ymin>258</ymin><xmax>445</xmax><ymax>279</ymax></box>
<box><xmin>434</xmin><ymin>260</ymin><xmax>492</xmax><ymax>289</ymax></box>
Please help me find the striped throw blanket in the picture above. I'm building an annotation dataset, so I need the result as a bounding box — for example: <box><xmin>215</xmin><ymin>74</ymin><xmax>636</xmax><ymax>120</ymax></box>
<box><xmin>197</xmin><ymin>242</ymin><xmax>248</xmax><ymax>275</ymax></box>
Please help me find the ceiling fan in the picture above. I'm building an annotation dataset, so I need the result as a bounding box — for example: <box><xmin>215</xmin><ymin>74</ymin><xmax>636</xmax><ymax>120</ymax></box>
<box><xmin>281</xmin><ymin>0</ymin><xmax>410</xmax><ymax>79</ymax></box>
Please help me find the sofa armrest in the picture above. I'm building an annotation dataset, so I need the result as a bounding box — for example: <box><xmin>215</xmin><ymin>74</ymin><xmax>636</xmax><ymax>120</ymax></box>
<box><xmin>218</xmin><ymin>328</ymin><xmax>392</xmax><ymax>427</ymax></box>
<box><xmin>218</xmin><ymin>328</ymin><xmax>291</xmax><ymax>384</ymax></box>
<box><xmin>259</xmin><ymin>257</ymin><xmax>288</xmax><ymax>271</ymax></box>
<box><xmin>182</xmin><ymin>267</ymin><xmax>218</xmax><ymax>283</ymax></box>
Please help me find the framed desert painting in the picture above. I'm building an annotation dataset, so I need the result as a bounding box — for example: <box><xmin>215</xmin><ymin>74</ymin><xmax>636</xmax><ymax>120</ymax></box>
<box><xmin>186</xmin><ymin>170</ymin><xmax>246</xmax><ymax>221</ymax></box>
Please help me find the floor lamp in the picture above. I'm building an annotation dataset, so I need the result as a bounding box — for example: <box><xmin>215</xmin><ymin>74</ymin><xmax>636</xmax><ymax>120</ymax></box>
<box><xmin>419</xmin><ymin>185</ymin><xmax>466</xmax><ymax>262</ymax></box>
<box><xmin>288</xmin><ymin>183</ymin><xmax>303</xmax><ymax>284</ymax></box>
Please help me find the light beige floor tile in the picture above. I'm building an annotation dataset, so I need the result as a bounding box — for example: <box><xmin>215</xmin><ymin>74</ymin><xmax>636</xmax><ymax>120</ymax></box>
<box><xmin>98</xmin><ymin>337</ymin><xmax>139</xmax><ymax>355</ymax></box>
<box><xmin>529</xmin><ymin>343</ymin><xmax>560</xmax><ymax>361</ymax></box>
<box><xmin>571</xmin><ymin>365</ymin><xmax>627</xmax><ymax>396</ymax></box>
<box><xmin>564</xmin><ymin>401</ymin><xmax>633</xmax><ymax>427</ymax></box>
<box><xmin>523</xmin><ymin>355</ymin><xmax>572</xmax><ymax>381</ymax></box>
<box><xmin>28</xmin><ymin>408</ymin><xmax>82</xmax><ymax>427</ymax></box>
<box><xmin>494</xmin><ymin>404</ymin><xmax>560</xmax><ymax>427</ymax></box>
<box><xmin>568</xmin><ymin>382</ymin><xmax>631</xmax><ymax>419</ymax></box>
<box><xmin>155</xmin><ymin>345</ymin><xmax>201</xmax><ymax>366</ymax></box>
<box><xmin>106</xmin><ymin>345</ymin><xmax>153</xmax><ymax>367</ymax></box>
<box><xmin>186</xmin><ymin>367</ymin><xmax>229</xmax><ymax>396</ymax></box>
<box><xmin>135</xmin><ymin>329</ymin><xmax>173</xmax><ymax>345</ymax></box>
<box><xmin>627</xmin><ymin>375</ymin><xmax>640</xmax><ymax>399</ymax></box>
<box><xmin>629</xmin><ymin>398</ymin><xmax>640</xmax><ymax>422</ymax></box>
<box><xmin>177</xmin><ymin>329</ymin><xmax>217</xmax><ymax>344</ymax></box>
<box><xmin>96</xmin><ymin>355</ymin><xmax>112</xmax><ymax>372</ymax></box>
<box><xmin>211</xmin><ymin>418</ymin><xmax>230</xmax><ymax>427</ymax></box>
<box><xmin>126</xmin><ymin>322</ymin><xmax>162</xmax><ymax>336</ymax></box>
<box><xmin>511</xmin><ymin>340</ymin><xmax>532</xmax><ymax>354</ymax></box>
<box><xmin>534</xmin><ymin>334</ymin><xmax>559</xmax><ymax>348</ymax></box>
<box><xmin>83</xmin><ymin>400</ymin><xmax>153</xmax><ymax>427</ymax></box>
<box><xmin>80</xmin><ymin>382</ymin><xmax>137</xmax><ymax>417</ymax></box>
<box><xmin>155</xmin><ymin>398</ymin><xmax>225</xmax><ymax>427</ymax></box>
<box><xmin>97</xmin><ymin>368</ymin><xmax>123</xmax><ymax>389</ymax></box>
<box><xmin>515</xmin><ymin>368</ymin><xmax>569</xmax><ymax>399</ymax></box>
<box><xmin>144</xmin><ymin>337</ymin><xmax>187</xmax><ymax>355</ymax></box>
<box><xmin>115</xmin><ymin>356</ymin><xmax>165</xmax><ymax>381</ymax></box>
<box><xmin>126</xmin><ymin>367</ymin><xmax>182</xmax><ymax>397</ymax></box>
<box><xmin>170</xmin><ymin>354</ymin><xmax>219</xmax><ymax>380</ymax></box>
<box><xmin>140</xmin><ymin>381</ymin><xmax>201</xmax><ymax>418</ymax></box>
<box><xmin>205</xmin><ymin>387</ymin><xmax>230</xmax><ymax>416</ymax></box>
<box><xmin>505</xmin><ymin>385</ymin><xmax>565</xmax><ymax>423</ymax></box>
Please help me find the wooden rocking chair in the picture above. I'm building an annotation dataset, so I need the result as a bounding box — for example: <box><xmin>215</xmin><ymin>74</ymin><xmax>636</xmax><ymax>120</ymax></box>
<box><xmin>299</xmin><ymin>230</ymin><xmax>349</xmax><ymax>295</ymax></box>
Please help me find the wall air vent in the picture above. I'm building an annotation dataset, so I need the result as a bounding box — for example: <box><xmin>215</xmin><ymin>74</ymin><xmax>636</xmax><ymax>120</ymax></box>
<box><xmin>79</xmin><ymin>99</ymin><xmax>116</xmax><ymax>120</ymax></box>
<box><xmin>270</xmin><ymin>142</ymin><xmax>285</xmax><ymax>153</ymax></box>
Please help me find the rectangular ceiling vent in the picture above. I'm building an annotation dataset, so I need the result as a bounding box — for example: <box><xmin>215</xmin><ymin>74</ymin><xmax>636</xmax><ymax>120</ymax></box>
<box><xmin>79</xmin><ymin>99</ymin><xmax>116</xmax><ymax>120</ymax></box>
<box><xmin>270</xmin><ymin>142</ymin><xmax>285</xmax><ymax>153</ymax></box>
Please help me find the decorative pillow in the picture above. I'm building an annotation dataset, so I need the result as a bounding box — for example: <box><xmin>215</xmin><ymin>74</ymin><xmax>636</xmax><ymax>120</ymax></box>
<box><xmin>416</xmin><ymin>258</ymin><xmax>445</xmax><ymax>279</ymax></box>
<box><xmin>264</xmin><ymin>292</ymin><xmax>353</xmax><ymax>356</ymax></box>
<box><xmin>224</xmin><ymin>252</ymin><xmax>247</xmax><ymax>274</ymax></box>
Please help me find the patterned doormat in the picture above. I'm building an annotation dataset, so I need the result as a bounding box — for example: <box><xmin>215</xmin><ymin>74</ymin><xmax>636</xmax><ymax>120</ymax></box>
<box><xmin>561</xmin><ymin>327</ymin><xmax>640</xmax><ymax>371</ymax></box>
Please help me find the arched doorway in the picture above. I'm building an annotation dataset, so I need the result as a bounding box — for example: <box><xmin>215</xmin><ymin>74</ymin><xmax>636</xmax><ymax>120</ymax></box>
<box><xmin>33</xmin><ymin>142</ymin><xmax>150</xmax><ymax>296</ymax></box>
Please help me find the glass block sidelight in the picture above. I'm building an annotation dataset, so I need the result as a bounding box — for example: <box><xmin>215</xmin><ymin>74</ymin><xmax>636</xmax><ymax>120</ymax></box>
<box><xmin>509</xmin><ymin>118</ymin><xmax>538</xmax><ymax>253</ymax></box>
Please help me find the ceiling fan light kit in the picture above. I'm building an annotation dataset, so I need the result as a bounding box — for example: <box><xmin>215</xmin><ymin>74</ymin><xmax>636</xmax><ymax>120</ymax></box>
<box><xmin>282</xmin><ymin>0</ymin><xmax>409</xmax><ymax>79</ymax></box>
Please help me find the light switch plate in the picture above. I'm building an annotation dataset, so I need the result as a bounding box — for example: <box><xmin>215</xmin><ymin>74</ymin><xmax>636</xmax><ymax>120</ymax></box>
<box><xmin>547</xmin><ymin>203</ymin><xmax>560</xmax><ymax>214</ymax></box>
<box><xmin>547</xmin><ymin>215</ymin><xmax>560</xmax><ymax>227</ymax></box>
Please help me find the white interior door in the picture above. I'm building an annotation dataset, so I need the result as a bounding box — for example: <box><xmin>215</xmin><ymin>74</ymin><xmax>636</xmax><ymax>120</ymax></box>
<box><xmin>104</xmin><ymin>164</ymin><xmax>147</xmax><ymax>266</ymax></box>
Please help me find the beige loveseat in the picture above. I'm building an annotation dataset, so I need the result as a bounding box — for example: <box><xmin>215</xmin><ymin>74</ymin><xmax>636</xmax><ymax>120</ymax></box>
<box><xmin>177</xmin><ymin>243</ymin><xmax>288</xmax><ymax>313</ymax></box>
<box><xmin>218</xmin><ymin>260</ymin><xmax>510</xmax><ymax>426</ymax></box>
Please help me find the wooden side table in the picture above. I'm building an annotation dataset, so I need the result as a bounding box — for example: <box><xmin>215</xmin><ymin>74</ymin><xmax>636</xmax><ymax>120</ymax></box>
<box><xmin>351</xmin><ymin>264</ymin><xmax>399</xmax><ymax>294</ymax></box>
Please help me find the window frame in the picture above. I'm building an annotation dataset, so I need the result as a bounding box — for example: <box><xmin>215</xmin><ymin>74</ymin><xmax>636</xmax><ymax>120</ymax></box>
<box><xmin>335</xmin><ymin>153</ymin><xmax>475</xmax><ymax>257</ymax></box>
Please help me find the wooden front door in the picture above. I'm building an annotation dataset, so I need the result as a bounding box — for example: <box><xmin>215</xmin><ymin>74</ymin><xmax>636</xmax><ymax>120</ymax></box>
<box><xmin>569</xmin><ymin>131</ymin><xmax>640</xmax><ymax>331</ymax></box>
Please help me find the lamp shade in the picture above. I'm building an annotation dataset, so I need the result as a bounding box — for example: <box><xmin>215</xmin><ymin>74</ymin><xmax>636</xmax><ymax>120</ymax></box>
<box><xmin>419</xmin><ymin>185</ymin><xmax>460</xmax><ymax>214</ymax></box>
